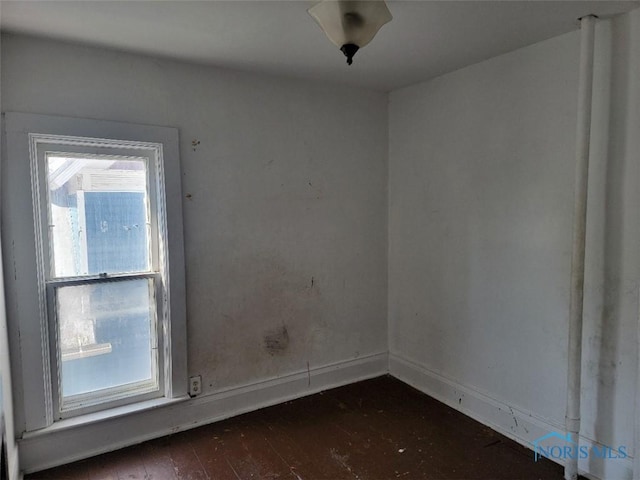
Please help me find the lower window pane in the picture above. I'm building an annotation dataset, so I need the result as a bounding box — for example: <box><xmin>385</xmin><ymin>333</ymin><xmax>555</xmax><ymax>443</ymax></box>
<box><xmin>56</xmin><ymin>279</ymin><xmax>157</xmax><ymax>402</ymax></box>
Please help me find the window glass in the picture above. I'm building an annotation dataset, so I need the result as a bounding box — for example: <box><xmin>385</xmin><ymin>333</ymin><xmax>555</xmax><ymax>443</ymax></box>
<box><xmin>46</xmin><ymin>155</ymin><xmax>150</xmax><ymax>277</ymax></box>
<box><xmin>56</xmin><ymin>278</ymin><xmax>157</xmax><ymax>400</ymax></box>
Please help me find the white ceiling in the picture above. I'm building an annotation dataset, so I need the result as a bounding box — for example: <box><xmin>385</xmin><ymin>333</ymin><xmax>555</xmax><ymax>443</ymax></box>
<box><xmin>1</xmin><ymin>0</ymin><xmax>639</xmax><ymax>91</ymax></box>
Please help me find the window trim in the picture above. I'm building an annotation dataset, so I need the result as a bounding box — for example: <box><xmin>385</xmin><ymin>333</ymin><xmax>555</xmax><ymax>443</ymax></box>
<box><xmin>2</xmin><ymin>113</ymin><xmax>187</xmax><ymax>433</ymax></box>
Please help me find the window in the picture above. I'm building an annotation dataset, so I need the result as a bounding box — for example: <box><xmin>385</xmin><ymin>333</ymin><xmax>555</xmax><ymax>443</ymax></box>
<box><xmin>34</xmin><ymin>144</ymin><xmax>168</xmax><ymax>416</ymax></box>
<box><xmin>3</xmin><ymin>113</ymin><xmax>187</xmax><ymax>430</ymax></box>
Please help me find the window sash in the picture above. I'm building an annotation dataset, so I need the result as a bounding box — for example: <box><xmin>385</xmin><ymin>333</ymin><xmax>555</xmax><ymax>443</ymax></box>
<box><xmin>43</xmin><ymin>151</ymin><xmax>155</xmax><ymax>279</ymax></box>
<box><xmin>47</xmin><ymin>273</ymin><xmax>164</xmax><ymax>418</ymax></box>
<box><xmin>37</xmin><ymin>147</ymin><xmax>162</xmax><ymax>281</ymax></box>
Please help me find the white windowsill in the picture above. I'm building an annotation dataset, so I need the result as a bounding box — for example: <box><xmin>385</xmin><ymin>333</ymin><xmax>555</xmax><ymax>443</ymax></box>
<box><xmin>21</xmin><ymin>394</ymin><xmax>190</xmax><ymax>440</ymax></box>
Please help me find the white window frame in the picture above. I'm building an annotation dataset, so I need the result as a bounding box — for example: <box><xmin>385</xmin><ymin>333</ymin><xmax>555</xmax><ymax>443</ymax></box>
<box><xmin>2</xmin><ymin>113</ymin><xmax>187</xmax><ymax>432</ymax></box>
<box><xmin>34</xmin><ymin>139</ymin><xmax>167</xmax><ymax>418</ymax></box>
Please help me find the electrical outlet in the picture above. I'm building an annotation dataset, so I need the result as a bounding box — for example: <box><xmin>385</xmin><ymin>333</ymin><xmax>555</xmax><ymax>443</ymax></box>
<box><xmin>189</xmin><ymin>375</ymin><xmax>202</xmax><ymax>397</ymax></box>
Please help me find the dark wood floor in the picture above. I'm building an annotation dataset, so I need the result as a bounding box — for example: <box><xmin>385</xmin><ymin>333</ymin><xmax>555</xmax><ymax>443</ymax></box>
<box><xmin>26</xmin><ymin>376</ymin><xmax>565</xmax><ymax>480</ymax></box>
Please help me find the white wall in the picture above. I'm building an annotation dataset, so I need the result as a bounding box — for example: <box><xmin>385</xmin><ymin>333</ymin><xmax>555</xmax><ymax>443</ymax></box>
<box><xmin>1</xmin><ymin>34</ymin><xmax>388</xmax><ymax>471</ymax></box>
<box><xmin>389</xmin><ymin>10</ymin><xmax>640</xmax><ymax>480</ymax></box>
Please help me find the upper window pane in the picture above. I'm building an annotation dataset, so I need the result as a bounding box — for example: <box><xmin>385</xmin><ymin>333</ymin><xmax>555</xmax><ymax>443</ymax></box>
<box><xmin>46</xmin><ymin>155</ymin><xmax>151</xmax><ymax>277</ymax></box>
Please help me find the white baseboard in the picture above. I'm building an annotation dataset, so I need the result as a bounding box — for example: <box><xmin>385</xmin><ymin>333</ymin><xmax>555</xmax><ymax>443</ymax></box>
<box><xmin>389</xmin><ymin>353</ymin><xmax>633</xmax><ymax>480</ymax></box>
<box><xmin>19</xmin><ymin>352</ymin><xmax>388</xmax><ymax>474</ymax></box>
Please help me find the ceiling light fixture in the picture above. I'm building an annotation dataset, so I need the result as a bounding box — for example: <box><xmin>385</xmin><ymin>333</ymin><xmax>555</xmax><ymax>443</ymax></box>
<box><xmin>308</xmin><ymin>0</ymin><xmax>392</xmax><ymax>66</ymax></box>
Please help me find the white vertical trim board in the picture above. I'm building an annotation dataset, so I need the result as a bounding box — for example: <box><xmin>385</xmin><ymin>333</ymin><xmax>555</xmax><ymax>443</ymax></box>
<box><xmin>389</xmin><ymin>353</ymin><xmax>633</xmax><ymax>480</ymax></box>
<box><xmin>19</xmin><ymin>352</ymin><xmax>388</xmax><ymax>474</ymax></box>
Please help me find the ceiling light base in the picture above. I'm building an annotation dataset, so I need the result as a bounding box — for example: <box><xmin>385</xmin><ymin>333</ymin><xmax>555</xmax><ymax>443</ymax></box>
<box><xmin>340</xmin><ymin>43</ymin><xmax>360</xmax><ymax>65</ymax></box>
